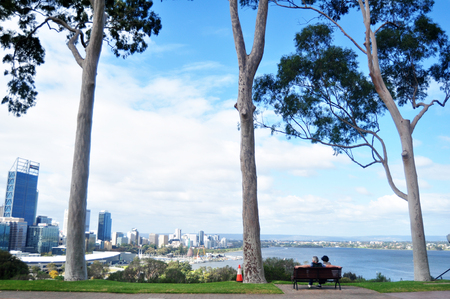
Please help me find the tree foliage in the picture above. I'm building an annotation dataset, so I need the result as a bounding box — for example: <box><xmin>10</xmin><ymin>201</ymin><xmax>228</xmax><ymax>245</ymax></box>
<box><xmin>263</xmin><ymin>257</ymin><xmax>299</xmax><ymax>281</ymax></box>
<box><xmin>254</xmin><ymin>24</ymin><xmax>384</xmax><ymax>162</ymax></box>
<box><xmin>87</xmin><ymin>261</ymin><xmax>109</xmax><ymax>279</ymax></box>
<box><xmin>254</xmin><ymin>0</ymin><xmax>449</xmax><ymax>169</ymax></box>
<box><xmin>0</xmin><ymin>250</ymin><xmax>29</xmax><ymax>280</ymax></box>
<box><xmin>0</xmin><ymin>0</ymin><xmax>162</xmax><ymax>116</ymax></box>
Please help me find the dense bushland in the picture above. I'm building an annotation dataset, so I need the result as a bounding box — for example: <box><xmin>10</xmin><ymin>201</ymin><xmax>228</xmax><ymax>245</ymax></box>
<box><xmin>263</xmin><ymin>257</ymin><xmax>299</xmax><ymax>281</ymax></box>
<box><xmin>106</xmin><ymin>258</ymin><xmax>237</xmax><ymax>283</ymax></box>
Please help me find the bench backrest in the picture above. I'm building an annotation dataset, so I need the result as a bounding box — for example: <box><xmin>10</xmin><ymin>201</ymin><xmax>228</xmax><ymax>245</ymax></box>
<box><xmin>293</xmin><ymin>266</ymin><xmax>342</xmax><ymax>279</ymax></box>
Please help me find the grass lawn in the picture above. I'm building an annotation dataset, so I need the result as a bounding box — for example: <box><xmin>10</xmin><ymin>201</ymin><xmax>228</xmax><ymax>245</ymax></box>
<box><xmin>0</xmin><ymin>280</ymin><xmax>283</xmax><ymax>294</ymax></box>
<box><xmin>272</xmin><ymin>279</ymin><xmax>450</xmax><ymax>293</ymax></box>
<box><xmin>1</xmin><ymin>279</ymin><xmax>450</xmax><ymax>294</ymax></box>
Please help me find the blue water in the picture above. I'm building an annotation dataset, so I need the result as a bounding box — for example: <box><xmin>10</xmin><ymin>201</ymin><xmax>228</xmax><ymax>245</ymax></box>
<box><xmin>192</xmin><ymin>247</ymin><xmax>450</xmax><ymax>281</ymax></box>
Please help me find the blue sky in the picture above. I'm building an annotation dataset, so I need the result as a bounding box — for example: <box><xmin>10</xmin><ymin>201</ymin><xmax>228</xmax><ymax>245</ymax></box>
<box><xmin>0</xmin><ymin>0</ymin><xmax>449</xmax><ymax>239</ymax></box>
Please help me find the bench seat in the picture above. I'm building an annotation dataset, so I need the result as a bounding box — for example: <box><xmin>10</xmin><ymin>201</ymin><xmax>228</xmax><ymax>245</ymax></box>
<box><xmin>292</xmin><ymin>266</ymin><xmax>342</xmax><ymax>290</ymax></box>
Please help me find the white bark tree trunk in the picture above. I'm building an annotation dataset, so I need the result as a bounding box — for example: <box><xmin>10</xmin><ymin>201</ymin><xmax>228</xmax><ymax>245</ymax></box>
<box><xmin>359</xmin><ymin>0</ymin><xmax>431</xmax><ymax>280</ymax></box>
<box><xmin>65</xmin><ymin>0</ymin><xmax>105</xmax><ymax>281</ymax></box>
<box><xmin>399</xmin><ymin>121</ymin><xmax>431</xmax><ymax>281</ymax></box>
<box><xmin>229</xmin><ymin>0</ymin><xmax>268</xmax><ymax>284</ymax></box>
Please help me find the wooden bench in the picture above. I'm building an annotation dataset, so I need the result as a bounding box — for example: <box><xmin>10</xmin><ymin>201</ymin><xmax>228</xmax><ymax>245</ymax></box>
<box><xmin>292</xmin><ymin>266</ymin><xmax>342</xmax><ymax>290</ymax></box>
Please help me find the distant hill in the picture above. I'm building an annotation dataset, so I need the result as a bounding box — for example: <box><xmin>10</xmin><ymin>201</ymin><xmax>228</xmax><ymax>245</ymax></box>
<box><xmin>138</xmin><ymin>233</ymin><xmax>448</xmax><ymax>242</ymax></box>
<box><xmin>217</xmin><ymin>234</ymin><xmax>448</xmax><ymax>242</ymax></box>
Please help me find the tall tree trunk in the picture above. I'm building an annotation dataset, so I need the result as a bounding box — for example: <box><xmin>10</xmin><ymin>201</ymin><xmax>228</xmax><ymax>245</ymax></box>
<box><xmin>65</xmin><ymin>0</ymin><xmax>105</xmax><ymax>281</ymax></box>
<box><xmin>229</xmin><ymin>0</ymin><xmax>268</xmax><ymax>284</ymax></box>
<box><xmin>399</xmin><ymin>121</ymin><xmax>431</xmax><ymax>281</ymax></box>
<box><xmin>361</xmin><ymin>3</ymin><xmax>431</xmax><ymax>280</ymax></box>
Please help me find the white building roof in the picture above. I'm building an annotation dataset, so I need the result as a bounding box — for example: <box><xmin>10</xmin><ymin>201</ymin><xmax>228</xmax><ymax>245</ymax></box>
<box><xmin>20</xmin><ymin>251</ymin><xmax>120</xmax><ymax>264</ymax></box>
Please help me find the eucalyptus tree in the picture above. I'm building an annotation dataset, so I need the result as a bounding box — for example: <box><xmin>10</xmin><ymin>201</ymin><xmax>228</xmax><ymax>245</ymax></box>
<box><xmin>1</xmin><ymin>0</ymin><xmax>161</xmax><ymax>280</ymax></box>
<box><xmin>254</xmin><ymin>0</ymin><xmax>449</xmax><ymax>281</ymax></box>
<box><xmin>229</xmin><ymin>0</ymin><xmax>268</xmax><ymax>283</ymax></box>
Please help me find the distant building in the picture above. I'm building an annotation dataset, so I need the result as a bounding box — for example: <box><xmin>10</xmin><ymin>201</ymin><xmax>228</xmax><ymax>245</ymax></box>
<box><xmin>116</xmin><ymin>235</ymin><xmax>128</xmax><ymax>246</ymax></box>
<box><xmin>36</xmin><ymin>215</ymin><xmax>52</xmax><ymax>225</ymax></box>
<box><xmin>148</xmin><ymin>233</ymin><xmax>158</xmax><ymax>247</ymax></box>
<box><xmin>198</xmin><ymin>230</ymin><xmax>204</xmax><ymax>246</ymax></box>
<box><xmin>0</xmin><ymin>221</ymin><xmax>10</xmax><ymax>251</ymax></box>
<box><xmin>182</xmin><ymin>233</ymin><xmax>198</xmax><ymax>247</ymax></box>
<box><xmin>111</xmin><ymin>232</ymin><xmax>123</xmax><ymax>246</ymax></box>
<box><xmin>85</xmin><ymin>232</ymin><xmax>96</xmax><ymax>252</ymax></box>
<box><xmin>158</xmin><ymin>235</ymin><xmax>168</xmax><ymax>248</ymax></box>
<box><xmin>97</xmin><ymin>210</ymin><xmax>112</xmax><ymax>242</ymax></box>
<box><xmin>0</xmin><ymin>217</ymin><xmax>27</xmax><ymax>251</ymax></box>
<box><xmin>175</xmin><ymin>228</ymin><xmax>181</xmax><ymax>240</ymax></box>
<box><xmin>25</xmin><ymin>223</ymin><xmax>59</xmax><ymax>254</ymax></box>
<box><xmin>3</xmin><ymin>158</ymin><xmax>40</xmax><ymax>226</ymax></box>
<box><xmin>127</xmin><ymin>228</ymin><xmax>139</xmax><ymax>245</ymax></box>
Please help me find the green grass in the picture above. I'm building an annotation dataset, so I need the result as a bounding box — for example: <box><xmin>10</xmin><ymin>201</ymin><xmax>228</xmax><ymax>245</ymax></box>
<box><xmin>349</xmin><ymin>280</ymin><xmax>450</xmax><ymax>293</ymax></box>
<box><xmin>272</xmin><ymin>280</ymin><xmax>450</xmax><ymax>293</ymax></box>
<box><xmin>1</xmin><ymin>279</ymin><xmax>450</xmax><ymax>294</ymax></box>
<box><xmin>0</xmin><ymin>280</ymin><xmax>283</xmax><ymax>294</ymax></box>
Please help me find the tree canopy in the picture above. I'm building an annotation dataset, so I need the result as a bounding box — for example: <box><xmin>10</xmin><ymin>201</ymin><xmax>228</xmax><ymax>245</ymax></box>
<box><xmin>1</xmin><ymin>0</ymin><xmax>161</xmax><ymax>116</ymax></box>
<box><xmin>254</xmin><ymin>0</ymin><xmax>449</xmax><ymax>174</ymax></box>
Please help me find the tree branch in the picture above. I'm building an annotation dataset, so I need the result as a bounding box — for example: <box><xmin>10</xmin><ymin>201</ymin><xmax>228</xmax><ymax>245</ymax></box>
<box><xmin>273</xmin><ymin>0</ymin><xmax>367</xmax><ymax>54</ymax></box>
<box><xmin>229</xmin><ymin>0</ymin><xmax>247</xmax><ymax>70</ymax></box>
<box><xmin>46</xmin><ymin>16</ymin><xmax>85</xmax><ymax>68</ymax></box>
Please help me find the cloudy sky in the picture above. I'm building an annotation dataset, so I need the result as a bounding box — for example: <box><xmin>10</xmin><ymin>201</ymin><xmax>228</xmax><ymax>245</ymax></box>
<box><xmin>1</xmin><ymin>1</ymin><xmax>449</xmax><ymax>239</ymax></box>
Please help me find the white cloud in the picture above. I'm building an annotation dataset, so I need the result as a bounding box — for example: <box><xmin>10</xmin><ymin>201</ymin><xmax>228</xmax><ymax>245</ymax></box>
<box><xmin>356</xmin><ymin>187</ymin><xmax>371</xmax><ymax>195</ymax></box>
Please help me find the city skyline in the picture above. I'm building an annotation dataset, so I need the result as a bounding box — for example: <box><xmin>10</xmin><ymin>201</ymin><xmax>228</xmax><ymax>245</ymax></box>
<box><xmin>1</xmin><ymin>1</ymin><xmax>449</xmax><ymax>237</ymax></box>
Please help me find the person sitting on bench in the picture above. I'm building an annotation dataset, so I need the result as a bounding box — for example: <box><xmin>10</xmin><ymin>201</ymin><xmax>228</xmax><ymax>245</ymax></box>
<box><xmin>309</xmin><ymin>256</ymin><xmax>325</xmax><ymax>288</ymax></box>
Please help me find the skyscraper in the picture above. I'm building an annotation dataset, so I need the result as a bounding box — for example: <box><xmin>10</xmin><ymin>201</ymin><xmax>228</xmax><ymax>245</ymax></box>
<box><xmin>97</xmin><ymin>210</ymin><xmax>112</xmax><ymax>241</ymax></box>
<box><xmin>3</xmin><ymin>158</ymin><xmax>40</xmax><ymax>226</ymax></box>
<box><xmin>198</xmin><ymin>230</ymin><xmax>204</xmax><ymax>246</ymax></box>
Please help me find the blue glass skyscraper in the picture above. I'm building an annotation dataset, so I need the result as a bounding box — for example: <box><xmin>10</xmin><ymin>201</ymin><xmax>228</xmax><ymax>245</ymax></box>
<box><xmin>97</xmin><ymin>210</ymin><xmax>112</xmax><ymax>241</ymax></box>
<box><xmin>3</xmin><ymin>158</ymin><xmax>39</xmax><ymax>226</ymax></box>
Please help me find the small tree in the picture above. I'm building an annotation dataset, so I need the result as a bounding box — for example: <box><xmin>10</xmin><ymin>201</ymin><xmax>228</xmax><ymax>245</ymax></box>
<box><xmin>142</xmin><ymin>258</ymin><xmax>167</xmax><ymax>282</ymax></box>
<box><xmin>0</xmin><ymin>250</ymin><xmax>29</xmax><ymax>280</ymax></box>
<box><xmin>49</xmin><ymin>270</ymin><xmax>59</xmax><ymax>279</ymax></box>
<box><xmin>87</xmin><ymin>261</ymin><xmax>109</xmax><ymax>279</ymax></box>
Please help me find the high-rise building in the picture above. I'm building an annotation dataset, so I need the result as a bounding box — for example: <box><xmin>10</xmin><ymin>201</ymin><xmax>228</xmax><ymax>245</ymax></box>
<box><xmin>85</xmin><ymin>232</ymin><xmax>96</xmax><ymax>252</ymax></box>
<box><xmin>0</xmin><ymin>217</ymin><xmax>27</xmax><ymax>251</ymax></box>
<box><xmin>158</xmin><ymin>234</ymin><xmax>168</xmax><ymax>248</ymax></box>
<box><xmin>0</xmin><ymin>221</ymin><xmax>10</xmax><ymax>251</ymax></box>
<box><xmin>63</xmin><ymin>208</ymin><xmax>90</xmax><ymax>236</ymax></box>
<box><xmin>36</xmin><ymin>215</ymin><xmax>52</xmax><ymax>224</ymax></box>
<box><xmin>127</xmin><ymin>228</ymin><xmax>139</xmax><ymax>245</ymax></box>
<box><xmin>97</xmin><ymin>210</ymin><xmax>112</xmax><ymax>241</ymax></box>
<box><xmin>174</xmin><ymin>228</ymin><xmax>181</xmax><ymax>240</ymax></box>
<box><xmin>198</xmin><ymin>230</ymin><xmax>204</xmax><ymax>246</ymax></box>
<box><xmin>3</xmin><ymin>158</ymin><xmax>40</xmax><ymax>226</ymax></box>
<box><xmin>25</xmin><ymin>223</ymin><xmax>59</xmax><ymax>254</ymax></box>
<box><xmin>148</xmin><ymin>233</ymin><xmax>159</xmax><ymax>247</ymax></box>
<box><xmin>111</xmin><ymin>232</ymin><xmax>123</xmax><ymax>246</ymax></box>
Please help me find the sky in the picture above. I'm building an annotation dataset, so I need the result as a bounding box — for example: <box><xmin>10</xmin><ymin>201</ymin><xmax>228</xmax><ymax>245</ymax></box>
<box><xmin>0</xmin><ymin>0</ymin><xmax>449</xmax><ymax>239</ymax></box>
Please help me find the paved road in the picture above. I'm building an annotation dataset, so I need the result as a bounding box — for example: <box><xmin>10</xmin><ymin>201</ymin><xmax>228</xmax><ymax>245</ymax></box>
<box><xmin>1</xmin><ymin>284</ymin><xmax>449</xmax><ymax>299</ymax></box>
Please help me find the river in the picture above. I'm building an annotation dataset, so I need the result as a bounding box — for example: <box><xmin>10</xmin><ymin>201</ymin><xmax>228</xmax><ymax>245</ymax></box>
<box><xmin>190</xmin><ymin>247</ymin><xmax>450</xmax><ymax>281</ymax></box>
